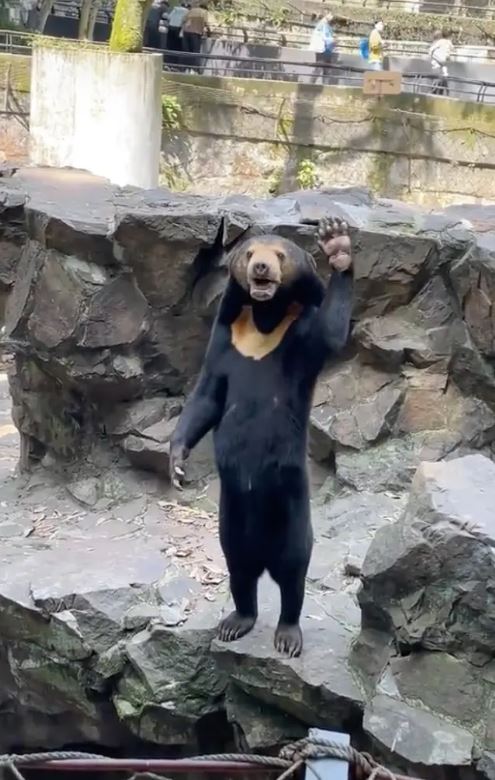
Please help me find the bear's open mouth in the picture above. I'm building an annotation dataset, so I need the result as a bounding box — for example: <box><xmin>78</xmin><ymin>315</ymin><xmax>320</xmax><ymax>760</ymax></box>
<box><xmin>249</xmin><ymin>278</ymin><xmax>279</xmax><ymax>301</ymax></box>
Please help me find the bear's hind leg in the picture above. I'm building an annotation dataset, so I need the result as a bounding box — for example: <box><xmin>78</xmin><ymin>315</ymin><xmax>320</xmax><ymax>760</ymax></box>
<box><xmin>217</xmin><ymin>569</ymin><xmax>259</xmax><ymax>642</ymax></box>
<box><xmin>217</xmin><ymin>488</ymin><xmax>261</xmax><ymax>643</ymax></box>
<box><xmin>272</xmin><ymin>566</ymin><xmax>307</xmax><ymax>657</ymax></box>
<box><xmin>268</xmin><ymin>502</ymin><xmax>312</xmax><ymax>658</ymax></box>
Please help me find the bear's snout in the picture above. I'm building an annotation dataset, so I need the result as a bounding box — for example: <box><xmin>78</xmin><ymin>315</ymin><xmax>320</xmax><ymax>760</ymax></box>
<box><xmin>253</xmin><ymin>261</ymin><xmax>269</xmax><ymax>277</ymax></box>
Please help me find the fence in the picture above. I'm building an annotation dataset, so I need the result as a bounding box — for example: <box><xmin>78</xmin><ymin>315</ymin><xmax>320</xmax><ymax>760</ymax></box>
<box><xmin>164</xmin><ymin>49</ymin><xmax>495</xmax><ymax>104</ymax></box>
<box><xmin>3</xmin><ymin>30</ymin><xmax>495</xmax><ymax>106</ymax></box>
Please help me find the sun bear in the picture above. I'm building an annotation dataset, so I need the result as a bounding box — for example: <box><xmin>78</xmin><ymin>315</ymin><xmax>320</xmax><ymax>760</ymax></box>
<box><xmin>169</xmin><ymin>217</ymin><xmax>354</xmax><ymax>657</ymax></box>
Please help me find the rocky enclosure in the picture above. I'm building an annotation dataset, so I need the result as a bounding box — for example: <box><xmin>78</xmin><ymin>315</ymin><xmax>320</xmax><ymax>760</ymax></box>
<box><xmin>1</xmin><ymin>169</ymin><xmax>495</xmax><ymax>775</ymax></box>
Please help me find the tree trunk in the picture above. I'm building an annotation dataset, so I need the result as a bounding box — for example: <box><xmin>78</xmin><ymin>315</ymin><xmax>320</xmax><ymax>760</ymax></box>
<box><xmin>109</xmin><ymin>0</ymin><xmax>152</xmax><ymax>52</ymax></box>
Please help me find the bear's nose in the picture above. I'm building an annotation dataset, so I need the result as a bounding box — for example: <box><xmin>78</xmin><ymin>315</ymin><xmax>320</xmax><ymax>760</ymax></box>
<box><xmin>253</xmin><ymin>261</ymin><xmax>269</xmax><ymax>277</ymax></box>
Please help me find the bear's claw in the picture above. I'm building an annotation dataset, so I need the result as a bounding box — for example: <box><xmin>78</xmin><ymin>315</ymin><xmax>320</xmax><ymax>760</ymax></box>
<box><xmin>217</xmin><ymin>612</ymin><xmax>256</xmax><ymax>642</ymax></box>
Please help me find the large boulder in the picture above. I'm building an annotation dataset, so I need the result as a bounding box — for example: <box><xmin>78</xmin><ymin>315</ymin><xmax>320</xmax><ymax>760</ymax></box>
<box><xmin>357</xmin><ymin>455</ymin><xmax>495</xmax><ymax>771</ymax></box>
<box><xmin>359</xmin><ymin>454</ymin><xmax>495</xmax><ymax>656</ymax></box>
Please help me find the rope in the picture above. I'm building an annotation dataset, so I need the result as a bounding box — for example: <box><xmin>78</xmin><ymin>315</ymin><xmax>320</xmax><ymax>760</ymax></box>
<box><xmin>0</xmin><ymin>752</ymin><xmax>107</xmax><ymax>780</ymax></box>
<box><xmin>0</xmin><ymin>751</ymin><xmax>106</xmax><ymax>765</ymax></box>
<box><xmin>0</xmin><ymin>738</ymin><xmax>402</xmax><ymax>780</ymax></box>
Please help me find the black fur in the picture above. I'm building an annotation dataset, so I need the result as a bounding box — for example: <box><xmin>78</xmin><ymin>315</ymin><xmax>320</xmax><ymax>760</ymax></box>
<box><xmin>170</xmin><ymin>237</ymin><xmax>353</xmax><ymax>656</ymax></box>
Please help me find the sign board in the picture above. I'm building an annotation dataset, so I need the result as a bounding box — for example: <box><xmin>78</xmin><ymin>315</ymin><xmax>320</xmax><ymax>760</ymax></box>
<box><xmin>363</xmin><ymin>70</ymin><xmax>402</xmax><ymax>96</ymax></box>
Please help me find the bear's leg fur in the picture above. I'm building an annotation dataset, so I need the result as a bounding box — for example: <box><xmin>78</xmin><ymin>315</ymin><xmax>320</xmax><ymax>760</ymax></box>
<box><xmin>217</xmin><ymin>487</ymin><xmax>263</xmax><ymax>642</ymax></box>
<box><xmin>268</xmin><ymin>489</ymin><xmax>312</xmax><ymax>658</ymax></box>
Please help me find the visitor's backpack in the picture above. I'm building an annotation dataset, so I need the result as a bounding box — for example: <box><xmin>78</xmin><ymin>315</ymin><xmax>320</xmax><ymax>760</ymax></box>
<box><xmin>359</xmin><ymin>36</ymin><xmax>369</xmax><ymax>60</ymax></box>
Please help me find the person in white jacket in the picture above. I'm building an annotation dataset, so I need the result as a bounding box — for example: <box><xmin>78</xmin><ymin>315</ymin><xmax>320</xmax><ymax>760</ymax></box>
<box><xmin>429</xmin><ymin>28</ymin><xmax>454</xmax><ymax>96</ymax></box>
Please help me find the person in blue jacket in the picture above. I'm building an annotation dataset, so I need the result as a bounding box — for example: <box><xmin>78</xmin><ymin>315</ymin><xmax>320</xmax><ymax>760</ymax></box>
<box><xmin>309</xmin><ymin>12</ymin><xmax>336</xmax><ymax>64</ymax></box>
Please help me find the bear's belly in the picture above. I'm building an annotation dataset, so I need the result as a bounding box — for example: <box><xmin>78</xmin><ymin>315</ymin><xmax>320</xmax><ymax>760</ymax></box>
<box><xmin>214</xmin><ymin>398</ymin><xmax>308</xmax><ymax>476</ymax></box>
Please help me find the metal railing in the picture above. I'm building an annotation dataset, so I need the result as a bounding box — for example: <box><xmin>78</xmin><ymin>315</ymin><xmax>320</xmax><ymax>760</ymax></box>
<box><xmin>2</xmin><ymin>30</ymin><xmax>495</xmax><ymax>105</ymax></box>
<box><xmin>3</xmin><ymin>26</ymin><xmax>495</xmax><ymax>63</ymax></box>
<box><xmin>208</xmin><ymin>25</ymin><xmax>495</xmax><ymax>61</ymax></box>
<box><xmin>161</xmin><ymin>48</ymin><xmax>495</xmax><ymax>103</ymax></box>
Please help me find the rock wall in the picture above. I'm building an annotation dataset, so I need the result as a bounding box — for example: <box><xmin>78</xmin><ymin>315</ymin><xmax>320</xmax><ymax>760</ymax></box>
<box><xmin>2</xmin><ymin>169</ymin><xmax>495</xmax><ymax>484</ymax></box>
<box><xmin>1</xmin><ymin>169</ymin><xmax>495</xmax><ymax>773</ymax></box>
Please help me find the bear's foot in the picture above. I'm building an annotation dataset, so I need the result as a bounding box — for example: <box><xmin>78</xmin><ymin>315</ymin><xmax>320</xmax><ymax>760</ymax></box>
<box><xmin>274</xmin><ymin>623</ymin><xmax>303</xmax><ymax>657</ymax></box>
<box><xmin>217</xmin><ymin>611</ymin><xmax>256</xmax><ymax>642</ymax></box>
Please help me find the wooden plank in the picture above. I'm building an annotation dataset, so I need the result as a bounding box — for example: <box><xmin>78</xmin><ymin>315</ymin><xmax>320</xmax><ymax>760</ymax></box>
<box><xmin>363</xmin><ymin>70</ymin><xmax>402</xmax><ymax>96</ymax></box>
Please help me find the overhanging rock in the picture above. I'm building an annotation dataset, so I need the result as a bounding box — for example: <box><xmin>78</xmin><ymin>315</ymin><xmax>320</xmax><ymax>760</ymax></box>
<box><xmin>358</xmin><ymin>455</ymin><xmax>495</xmax><ymax>773</ymax></box>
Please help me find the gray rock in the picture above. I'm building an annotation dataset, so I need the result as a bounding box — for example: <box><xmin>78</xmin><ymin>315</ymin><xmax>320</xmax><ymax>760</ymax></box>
<box><xmin>122</xmin><ymin>430</ymin><xmax>172</xmax><ymax>474</ymax></box>
<box><xmin>364</xmin><ymin>694</ymin><xmax>474</xmax><ymax>766</ymax></box>
<box><xmin>360</xmin><ymin>455</ymin><xmax>495</xmax><ymax>656</ymax></box>
<box><xmin>113</xmin><ymin>203</ymin><xmax>223</xmax><ymax>309</ymax></box>
<box><xmin>0</xmin><ymin>535</ymin><xmax>167</xmax><ymax>748</ymax></box>
<box><xmin>336</xmin><ymin>431</ymin><xmax>460</xmax><ymax>493</ymax></box>
<box><xmin>115</xmin><ymin>612</ymin><xmax>226</xmax><ymax>744</ymax></box>
<box><xmin>311</xmin><ymin>363</ymin><xmax>404</xmax><ymax>456</ymax></box>
<box><xmin>385</xmin><ymin>653</ymin><xmax>490</xmax><ymax>731</ymax></box>
<box><xmin>105</xmin><ymin>396</ymin><xmax>182</xmax><ymax>437</ymax></box>
<box><xmin>123</xmin><ymin>603</ymin><xmax>186</xmax><ymax>630</ymax></box>
<box><xmin>66</xmin><ymin>477</ymin><xmax>99</xmax><ymax>507</ymax></box>
<box><xmin>309</xmin><ymin>492</ymin><xmax>405</xmax><ymax>590</ymax></box>
<box><xmin>226</xmin><ymin>684</ymin><xmax>306</xmax><ymax>750</ymax></box>
<box><xmin>479</xmin><ymin>753</ymin><xmax>495</xmax><ymax>780</ymax></box>
<box><xmin>79</xmin><ymin>277</ymin><xmax>149</xmax><ymax>348</ymax></box>
<box><xmin>449</xmin><ymin>233</ymin><xmax>495</xmax><ymax>360</ymax></box>
<box><xmin>28</xmin><ymin>206</ymin><xmax>115</xmax><ymax>266</ymax></box>
<box><xmin>213</xmin><ymin>581</ymin><xmax>364</xmax><ymax>727</ymax></box>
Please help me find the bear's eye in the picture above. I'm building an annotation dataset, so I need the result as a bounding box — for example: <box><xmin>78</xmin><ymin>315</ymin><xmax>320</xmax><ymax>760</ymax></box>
<box><xmin>276</xmin><ymin>251</ymin><xmax>285</xmax><ymax>262</ymax></box>
<box><xmin>246</xmin><ymin>250</ymin><xmax>253</xmax><ymax>260</ymax></box>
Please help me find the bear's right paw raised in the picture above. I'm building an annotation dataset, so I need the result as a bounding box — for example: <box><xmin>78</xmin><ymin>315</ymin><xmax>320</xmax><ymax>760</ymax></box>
<box><xmin>317</xmin><ymin>216</ymin><xmax>352</xmax><ymax>273</ymax></box>
<box><xmin>217</xmin><ymin>611</ymin><xmax>256</xmax><ymax>642</ymax></box>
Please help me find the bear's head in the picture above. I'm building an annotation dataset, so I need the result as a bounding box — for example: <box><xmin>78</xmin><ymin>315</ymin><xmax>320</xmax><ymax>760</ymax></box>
<box><xmin>229</xmin><ymin>235</ymin><xmax>322</xmax><ymax>305</ymax></box>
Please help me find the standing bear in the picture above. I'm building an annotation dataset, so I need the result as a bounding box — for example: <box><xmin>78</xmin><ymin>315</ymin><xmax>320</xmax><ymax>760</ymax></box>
<box><xmin>170</xmin><ymin>217</ymin><xmax>354</xmax><ymax>657</ymax></box>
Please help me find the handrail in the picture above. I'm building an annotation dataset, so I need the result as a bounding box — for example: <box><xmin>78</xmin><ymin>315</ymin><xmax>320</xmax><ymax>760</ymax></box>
<box><xmin>160</xmin><ymin>47</ymin><xmax>495</xmax><ymax>101</ymax></box>
<box><xmin>1</xmin><ymin>29</ymin><xmax>495</xmax><ymax>103</ymax></box>
<box><xmin>3</xmin><ymin>26</ymin><xmax>495</xmax><ymax>60</ymax></box>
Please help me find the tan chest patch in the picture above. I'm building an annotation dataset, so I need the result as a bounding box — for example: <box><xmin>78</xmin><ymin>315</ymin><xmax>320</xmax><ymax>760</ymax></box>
<box><xmin>231</xmin><ymin>303</ymin><xmax>302</xmax><ymax>360</ymax></box>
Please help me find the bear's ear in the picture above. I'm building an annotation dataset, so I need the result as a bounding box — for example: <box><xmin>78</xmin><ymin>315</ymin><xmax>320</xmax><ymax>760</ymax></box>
<box><xmin>225</xmin><ymin>239</ymin><xmax>249</xmax><ymax>289</ymax></box>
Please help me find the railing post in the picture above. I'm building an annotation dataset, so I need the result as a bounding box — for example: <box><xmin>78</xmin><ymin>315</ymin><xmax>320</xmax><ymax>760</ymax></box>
<box><xmin>306</xmin><ymin>729</ymin><xmax>351</xmax><ymax>780</ymax></box>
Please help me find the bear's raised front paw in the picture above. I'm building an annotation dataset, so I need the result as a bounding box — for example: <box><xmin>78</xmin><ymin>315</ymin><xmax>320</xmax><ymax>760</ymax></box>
<box><xmin>318</xmin><ymin>216</ymin><xmax>352</xmax><ymax>272</ymax></box>
<box><xmin>217</xmin><ymin>611</ymin><xmax>256</xmax><ymax>642</ymax></box>
<box><xmin>274</xmin><ymin>623</ymin><xmax>303</xmax><ymax>658</ymax></box>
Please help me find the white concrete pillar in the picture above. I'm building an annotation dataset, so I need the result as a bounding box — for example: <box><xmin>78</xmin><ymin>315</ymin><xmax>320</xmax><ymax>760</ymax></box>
<box><xmin>29</xmin><ymin>45</ymin><xmax>162</xmax><ymax>189</ymax></box>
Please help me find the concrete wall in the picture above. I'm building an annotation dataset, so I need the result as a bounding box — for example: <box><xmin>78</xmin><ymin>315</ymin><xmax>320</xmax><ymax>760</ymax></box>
<box><xmin>29</xmin><ymin>46</ymin><xmax>162</xmax><ymax>189</ymax></box>
<box><xmin>4</xmin><ymin>52</ymin><xmax>495</xmax><ymax>204</ymax></box>
<box><xmin>160</xmin><ymin>74</ymin><xmax>495</xmax><ymax>205</ymax></box>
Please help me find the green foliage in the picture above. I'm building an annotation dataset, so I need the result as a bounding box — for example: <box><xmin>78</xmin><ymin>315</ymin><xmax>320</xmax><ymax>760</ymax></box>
<box><xmin>267</xmin><ymin>6</ymin><xmax>290</xmax><ymax>29</ymax></box>
<box><xmin>296</xmin><ymin>158</ymin><xmax>318</xmax><ymax>190</ymax></box>
<box><xmin>162</xmin><ymin>95</ymin><xmax>183</xmax><ymax>129</ymax></box>
<box><xmin>216</xmin><ymin>8</ymin><xmax>242</xmax><ymax>27</ymax></box>
<box><xmin>160</xmin><ymin>162</ymin><xmax>187</xmax><ymax>190</ymax></box>
<box><xmin>267</xmin><ymin>167</ymin><xmax>283</xmax><ymax>195</ymax></box>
